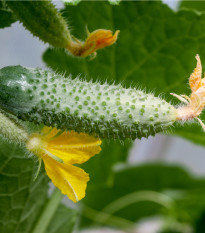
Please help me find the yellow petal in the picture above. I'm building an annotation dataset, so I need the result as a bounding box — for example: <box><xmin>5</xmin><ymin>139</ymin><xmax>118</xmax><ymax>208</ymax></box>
<box><xmin>43</xmin><ymin>155</ymin><xmax>89</xmax><ymax>202</ymax></box>
<box><xmin>44</xmin><ymin>127</ymin><xmax>102</xmax><ymax>164</ymax></box>
<box><xmin>189</xmin><ymin>54</ymin><xmax>202</xmax><ymax>92</ymax></box>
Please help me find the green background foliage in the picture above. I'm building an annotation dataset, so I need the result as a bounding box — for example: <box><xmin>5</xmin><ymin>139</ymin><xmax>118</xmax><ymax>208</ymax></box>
<box><xmin>2</xmin><ymin>1</ymin><xmax>205</xmax><ymax>232</ymax></box>
<box><xmin>81</xmin><ymin>164</ymin><xmax>205</xmax><ymax>229</ymax></box>
<box><xmin>180</xmin><ymin>0</ymin><xmax>205</xmax><ymax>12</ymax></box>
<box><xmin>0</xmin><ymin>1</ymin><xmax>16</xmax><ymax>29</ymax></box>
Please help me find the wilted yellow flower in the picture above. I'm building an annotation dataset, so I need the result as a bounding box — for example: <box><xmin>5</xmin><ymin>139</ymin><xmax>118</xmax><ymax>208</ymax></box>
<box><xmin>26</xmin><ymin>127</ymin><xmax>102</xmax><ymax>202</ymax></box>
<box><xmin>171</xmin><ymin>54</ymin><xmax>205</xmax><ymax>130</ymax></box>
<box><xmin>67</xmin><ymin>28</ymin><xmax>120</xmax><ymax>58</ymax></box>
<box><xmin>81</xmin><ymin>29</ymin><xmax>120</xmax><ymax>57</ymax></box>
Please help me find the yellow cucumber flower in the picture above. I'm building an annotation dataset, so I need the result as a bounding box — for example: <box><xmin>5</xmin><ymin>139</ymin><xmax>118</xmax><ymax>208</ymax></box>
<box><xmin>26</xmin><ymin>127</ymin><xmax>102</xmax><ymax>203</ymax></box>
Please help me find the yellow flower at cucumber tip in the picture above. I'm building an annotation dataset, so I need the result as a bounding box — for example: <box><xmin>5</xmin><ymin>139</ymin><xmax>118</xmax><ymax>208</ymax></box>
<box><xmin>67</xmin><ymin>27</ymin><xmax>120</xmax><ymax>58</ymax></box>
<box><xmin>26</xmin><ymin>127</ymin><xmax>102</xmax><ymax>203</ymax></box>
<box><xmin>171</xmin><ymin>54</ymin><xmax>205</xmax><ymax>130</ymax></box>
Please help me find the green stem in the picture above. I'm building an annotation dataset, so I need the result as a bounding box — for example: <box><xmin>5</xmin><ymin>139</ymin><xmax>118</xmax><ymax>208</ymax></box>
<box><xmin>31</xmin><ymin>188</ymin><xmax>63</xmax><ymax>233</ymax></box>
<box><xmin>0</xmin><ymin>110</ymin><xmax>28</xmax><ymax>144</ymax></box>
<box><xmin>83</xmin><ymin>205</ymin><xmax>134</xmax><ymax>231</ymax></box>
<box><xmin>94</xmin><ymin>191</ymin><xmax>174</xmax><ymax>224</ymax></box>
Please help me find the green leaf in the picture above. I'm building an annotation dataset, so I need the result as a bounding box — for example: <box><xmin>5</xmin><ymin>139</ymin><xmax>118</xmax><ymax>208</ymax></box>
<box><xmin>62</xmin><ymin>0</ymin><xmax>82</xmax><ymax>6</ymax></box>
<box><xmin>62</xmin><ymin>0</ymin><xmax>121</xmax><ymax>6</ymax></box>
<box><xmin>0</xmin><ymin>1</ymin><xmax>16</xmax><ymax>29</ymax></box>
<box><xmin>43</xmin><ymin>1</ymin><xmax>205</xmax><ymax>146</ymax></box>
<box><xmin>0</xmin><ymin>138</ymin><xmax>48</xmax><ymax>233</ymax></box>
<box><xmin>80</xmin><ymin>163</ymin><xmax>205</xmax><ymax>229</ymax></box>
<box><xmin>180</xmin><ymin>0</ymin><xmax>205</xmax><ymax>12</ymax></box>
<box><xmin>82</xmin><ymin>139</ymin><xmax>132</xmax><ymax>186</ymax></box>
<box><xmin>195</xmin><ymin>210</ymin><xmax>205</xmax><ymax>233</ymax></box>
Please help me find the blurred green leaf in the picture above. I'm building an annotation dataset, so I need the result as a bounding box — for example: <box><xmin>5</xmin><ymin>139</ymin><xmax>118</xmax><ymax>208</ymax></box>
<box><xmin>0</xmin><ymin>138</ymin><xmax>48</xmax><ymax>233</ymax></box>
<box><xmin>62</xmin><ymin>0</ymin><xmax>121</xmax><ymax>6</ymax></box>
<box><xmin>80</xmin><ymin>163</ymin><xmax>205</xmax><ymax>229</ymax></box>
<box><xmin>62</xmin><ymin>0</ymin><xmax>81</xmax><ymax>6</ymax></box>
<box><xmin>195</xmin><ymin>210</ymin><xmax>205</xmax><ymax>233</ymax></box>
<box><xmin>82</xmin><ymin>139</ymin><xmax>132</xmax><ymax>187</ymax></box>
<box><xmin>180</xmin><ymin>0</ymin><xmax>205</xmax><ymax>12</ymax></box>
<box><xmin>0</xmin><ymin>1</ymin><xmax>16</xmax><ymax>29</ymax></box>
<box><xmin>43</xmin><ymin>1</ymin><xmax>205</xmax><ymax>146</ymax></box>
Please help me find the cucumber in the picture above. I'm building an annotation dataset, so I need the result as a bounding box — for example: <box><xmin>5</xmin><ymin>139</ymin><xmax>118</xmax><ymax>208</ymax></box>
<box><xmin>0</xmin><ymin>66</ymin><xmax>177</xmax><ymax>140</ymax></box>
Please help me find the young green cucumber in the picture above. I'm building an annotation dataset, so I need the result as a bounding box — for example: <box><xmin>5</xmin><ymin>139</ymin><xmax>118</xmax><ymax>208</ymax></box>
<box><xmin>0</xmin><ymin>66</ymin><xmax>177</xmax><ymax>140</ymax></box>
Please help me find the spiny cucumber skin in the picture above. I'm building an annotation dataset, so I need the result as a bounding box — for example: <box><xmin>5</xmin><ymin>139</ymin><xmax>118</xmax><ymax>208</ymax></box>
<box><xmin>6</xmin><ymin>1</ymin><xmax>71</xmax><ymax>48</ymax></box>
<box><xmin>0</xmin><ymin>66</ymin><xmax>177</xmax><ymax>140</ymax></box>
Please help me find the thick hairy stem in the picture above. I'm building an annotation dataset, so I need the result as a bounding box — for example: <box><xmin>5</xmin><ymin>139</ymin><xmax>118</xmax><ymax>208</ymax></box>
<box><xmin>6</xmin><ymin>1</ymin><xmax>119</xmax><ymax>57</ymax></box>
<box><xmin>6</xmin><ymin>1</ymin><xmax>72</xmax><ymax>48</ymax></box>
<box><xmin>0</xmin><ymin>110</ymin><xmax>28</xmax><ymax>144</ymax></box>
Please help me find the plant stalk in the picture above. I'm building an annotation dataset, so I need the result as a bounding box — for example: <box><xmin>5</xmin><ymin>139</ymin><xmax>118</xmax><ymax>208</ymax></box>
<box><xmin>31</xmin><ymin>188</ymin><xmax>63</xmax><ymax>233</ymax></box>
